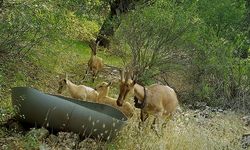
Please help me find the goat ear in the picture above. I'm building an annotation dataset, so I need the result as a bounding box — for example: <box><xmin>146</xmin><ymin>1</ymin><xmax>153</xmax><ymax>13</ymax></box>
<box><xmin>132</xmin><ymin>80</ymin><xmax>136</xmax><ymax>85</ymax></box>
<box><xmin>63</xmin><ymin>79</ymin><xmax>67</xmax><ymax>83</ymax></box>
<box><xmin>131</xmin><ymin>71</ymin><xmax>135</xmax><ymax>80</ymax></box>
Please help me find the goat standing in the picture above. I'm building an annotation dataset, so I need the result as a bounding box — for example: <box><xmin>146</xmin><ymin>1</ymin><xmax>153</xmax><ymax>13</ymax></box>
<box><xmin>116</xmin><ymin>70</ymin><xmax>179</xmax><ymax>133</ymax></box>
<box><xmin>83</xmin><ymin>40</ymin><xmax>104</xmax><ymax>82</ymax></box>
<box><xmin>95</xmin><ymin>81</ymin><xmax>134</xmax><ymax>118</ymax></box>
<box><xmin>58</xmin><ymin>74</ymin><xmax>99</xmax><ymax>102</ymax></box>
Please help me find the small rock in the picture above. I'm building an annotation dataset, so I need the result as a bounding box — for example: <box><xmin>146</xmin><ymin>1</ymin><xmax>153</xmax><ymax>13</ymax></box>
<box><xmin>194</xmin><ymin>108</ymin><xmax>212</xmax><ymax>119</ymax></box>
<box><xmin>199</xmin><ymin>111</ymin><xmax>210</xmax><ymax>118</ymax></box>
<box><xmin>26</xmin><ymin>127</ymin><xmax>49</xmax><ymax>140</ymax></box>
<box><xmin>78</xmin><ymin>138</ymin><xmax>98</xmax><ymax>150</ymax></box>
<box><xmin>217</xmin><ymin>109</ymin><xmax>224</xmax><ymax>113</ymax></box>
<box><xmin>188</xmin><ymin>104</ymin><xmax>193</xmax><ymax>109</ymax></box>
<box><xmin>211</xmin><ymin>108</ymin><xmax>217</xmax><ymax>112</ymax></box>
<box><xmin>39</xmin><ymin>143</ymin><xmax>50</xmax><ymax>150</ymax></box>
<box><xmin>195</xmin><ymin>116</ymin><xmax>206</xmax><ymax>125</ymax></box>
<box><xmin>194</xmin><ymin>102</ymin><xmax>207</xmax><ymax>110</ymax></box>
<box><xmin>112</xmin><ymin>69</ymin><xmax>119</xmax><ymax>74</ymax></box>
<box><xmin>57</xmin><ymin>132</ymin><xmax>80</xmax><ymax>149</ymax></box>
<box><xmin>46</xmin><ymin>134</ymin><xmax>58</xmax><ymax>145</ymax></box>
<box><xmin>7</xmin><ymin>119</ymin><xmax>24</xmax><ymax>132</ymax></box>
<box><xmin>8</xmin><ymin>122</ymin><xmax>21</xmax><ymax>130</ymax></box>
<box><xmin>242</xmin><ymin>116</ymin><xmax>250</xmax><ymax>126</ymax></box>
<box><xmin>241</xmin><ymin>133</ymin><xmax>250</xmax><ymax>149</ymax></box>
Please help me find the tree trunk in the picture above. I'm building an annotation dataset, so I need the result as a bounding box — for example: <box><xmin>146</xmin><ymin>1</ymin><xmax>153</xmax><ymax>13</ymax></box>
<box><xmin>96</xmin><ymin>0</ymin><xmax>153</xmax><ymax>48</ymax></box>
<box><xmin>96</xmin><ymin>0</ymin><xmax>133</xmax><ymax>48</ymax></box>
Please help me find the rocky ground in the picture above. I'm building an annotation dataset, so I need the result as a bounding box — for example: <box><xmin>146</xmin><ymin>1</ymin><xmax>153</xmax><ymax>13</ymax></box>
<box><xmin>1</xmin><ymin>67</ymin><xmax>250</xmax><ymax>149</ymax></box>
<box><xmin>1</xmin><ymin>102</ymin><xmax>250</xmax><ymax>150</ymax></box>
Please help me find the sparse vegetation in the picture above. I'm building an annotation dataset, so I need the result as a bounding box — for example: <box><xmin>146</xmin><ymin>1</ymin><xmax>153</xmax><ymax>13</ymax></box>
<box><xmin>0</xmin><ymin>0</ymin><xmax>249</xmax><ymax>149</ymax></box>
<box><xmin>111</xmin><ymin>110</ymin><xmax>246</xmax><ymax>150</ymax></box>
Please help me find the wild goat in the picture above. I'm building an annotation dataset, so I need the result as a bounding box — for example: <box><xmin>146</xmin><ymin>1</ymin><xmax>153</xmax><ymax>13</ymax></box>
<box><xmin>83</xmin><ymin>40</ymin><xmax>104</xmax><ymax>82</ymax></box>
<box><xmin>58</xmin><ymin>74</ymin><xmax>98</xmax><ymax>102</ymax></box>
<box><xmin>95</xmin><ymin>81</ymin><xmax>134</xmax><ymax>118</ymax></box>
<box><xmin>116</xmin><ymin>70</ymin><xmax>179</xmax><ymax>132</ymax></box>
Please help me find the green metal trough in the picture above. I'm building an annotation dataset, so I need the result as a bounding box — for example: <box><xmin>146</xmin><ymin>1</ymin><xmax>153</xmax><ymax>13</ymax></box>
<box><xmin>11</xmin><ymin>87</ymin><xmax>127</xmax><ymax>141</ymax></box>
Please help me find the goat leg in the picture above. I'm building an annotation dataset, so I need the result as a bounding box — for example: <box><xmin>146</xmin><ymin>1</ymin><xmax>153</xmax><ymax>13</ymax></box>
<box><xmin>140</xmin><ymin>110</ymin><xmax>149</xmax><ymax>122</ymax></box>
<box><xmin>83</xmin><ymin>67</ymin><xmax>90</xmax><ymax>80</ymax></box>
<box><xmin>151</xmin><ymin>112</ymin><xmax>163</xmax><ymax>137</ymax></box>
<box><xmin>138</xmin><ymin>110</ymin><xmax>149</xmax><ymax>129</ymax></box>
<box><xmin>92</xmin><ymin>73</ymin><xmax>96</xmax><ymax>82</ymax></box>
<box><xmin>162</xmin><ymin>113</ymin><xmax>172</xmax><ymax>128</ymax></box>
<box><xmin>92</xmin><ymin>70</ymin><xmax>99</xmax><ymax>82</ymax></box>
<box><xmin>79</xmin><ymin>93</ymin><xmax>87</xmax><ymax>101</ymax></box>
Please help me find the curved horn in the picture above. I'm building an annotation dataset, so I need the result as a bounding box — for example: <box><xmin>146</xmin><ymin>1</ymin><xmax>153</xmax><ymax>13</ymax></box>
<box><xmin>120</xmin><ymin>69</ymin><xmax>125</xmax><ymax>82</ymax></box>
<box><xmin>125</xmin><ymin>69</ymin><xmax>133</xmax><ymax>82</ymax></box>
<box><xmin>125</xmin><ymin>71</ymin><xmax>129</xmax><ymax>82</ymax></box>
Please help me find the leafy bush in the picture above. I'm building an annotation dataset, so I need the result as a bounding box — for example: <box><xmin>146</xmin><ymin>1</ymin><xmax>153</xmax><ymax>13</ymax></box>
<box><xmin>0</xmin><ymin>0</ymin><xmax>64</xmax><ymax>55</ymax></box>
<box><xmin>0</xmin><ymin>0</ymin><xmax>102</xmax><ymax>57</ymax></box>
<box><xmin>113</xmin><ymin>0</ymin><xmax>250</xmax><ymax>111</ymax></box>
<box><xmin>114</xmin><ymin>0</ymin><xmax>196</xmax><ymax>84</ymax></box>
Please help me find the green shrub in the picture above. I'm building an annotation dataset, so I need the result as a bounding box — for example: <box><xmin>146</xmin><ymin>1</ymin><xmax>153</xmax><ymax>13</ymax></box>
<box><xmin>113</xmin><ymin>0</ymin><xmax>249</xmax><ymax>111</ymax></box>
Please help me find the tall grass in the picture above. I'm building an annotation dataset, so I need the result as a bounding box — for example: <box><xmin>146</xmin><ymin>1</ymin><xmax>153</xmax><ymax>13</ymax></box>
<box><xmin>0</xmin><ymin>40</ymin><xmax>248</xmax><ymax>149</ymax></box>
<box><xmin>0</xmin><ymin>39</ymin><xmax>123</xmax><ymax>120</ymax></box>
<box><xmin>109</xmin><ymin>110</ymin><xmax>245</xmax><ymax>150</ymax></box>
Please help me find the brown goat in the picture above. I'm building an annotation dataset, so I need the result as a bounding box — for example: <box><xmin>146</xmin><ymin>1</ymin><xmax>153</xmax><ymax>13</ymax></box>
<box><xmin>83</xmin><ymin>40</ymin><xmax>104</xmax><ymax>82</ymax></box>
<box><xmin>116</xmin><ymin>70</ymin><xmax>179</xmax><ymax>132</ymax></box>
<box><xmin>58</xmin><ymin>74</ymin><xmax>98</xmax><ymax>102</ymax></box>
<box><xmin>95</xmin><ymin>81</ymin><xmax>134</xmax><ymax>118</ymax></box>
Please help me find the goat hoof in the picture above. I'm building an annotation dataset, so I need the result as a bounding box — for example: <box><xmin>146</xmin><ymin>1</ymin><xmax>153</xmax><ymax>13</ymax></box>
<box><xmin>152</xmin><ymin>127</ymin><xmax>162</xmax><ymax>137</ymax></box>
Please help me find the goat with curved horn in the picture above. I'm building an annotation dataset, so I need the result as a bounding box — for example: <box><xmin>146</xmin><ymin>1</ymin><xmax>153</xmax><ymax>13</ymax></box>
<box><xmin>116</xmin><ymin>69</ymin><xmax>179</xmax><ymax>133</ymax></box>
<box><xmin>83</xmin><ymin>40</ymin><xmax>104</xmax><ymax>82</ymax></box>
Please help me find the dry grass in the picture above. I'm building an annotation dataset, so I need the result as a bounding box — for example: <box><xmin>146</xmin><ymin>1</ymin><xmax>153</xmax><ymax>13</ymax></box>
<box><xmin>108</xmin><ymin>109</ymin><xmax>248</xmax><ymax>150</ymax></box>
<box><xmin>1</xmin><ymin>40</ymin><xmax>249</xmax><ymax>149</ymax></box>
